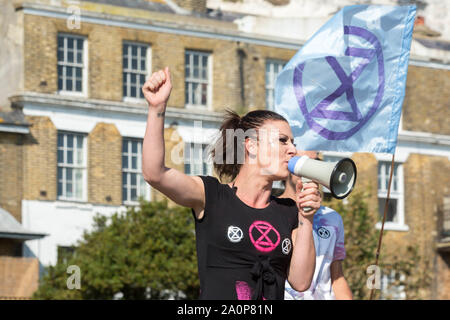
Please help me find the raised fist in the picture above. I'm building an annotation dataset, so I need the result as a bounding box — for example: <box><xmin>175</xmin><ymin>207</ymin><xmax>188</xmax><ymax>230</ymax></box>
<box><xmin>142</xmin><ymin>67</ymin><xmax>172</xmax><ymax>109</ymax></box>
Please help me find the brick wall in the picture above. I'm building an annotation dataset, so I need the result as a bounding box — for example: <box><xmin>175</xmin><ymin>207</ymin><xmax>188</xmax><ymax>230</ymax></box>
<box><xmin>403</xmin><ymin>66</ymin><xmax>450</xmax><ymax>135</ymax></box>
<box><xmin>22</xmin><ymin>14</ymin><xmax>296</xmax><ymax>113</ymax></box>
<box><xmin>351</xmin><ymin>153</ymin><xmax>450</xmax><ymax>299</ymax></box>
<box><xmin>0</xmin><ymin>133</ymin><xmax>24</xmax><ymax>222</ymax></box>
<box><xmin>0</xmin><ymin>256</ymin><xmax>39</xmax><ymax>299</ymax></box>
<box><xmin>173</xmin><ymin>0</ymin><xmax>207</xmax><ymax>13</ymax></box>
<box><xmin>88</xmin><ymin>122</ymin><xmax>122</xmax><ymax>205</ymax></box>
<box><xmin>22</xmin><ymin>116</ymin><xmax>57</xmax><ymax>202</ymax></box>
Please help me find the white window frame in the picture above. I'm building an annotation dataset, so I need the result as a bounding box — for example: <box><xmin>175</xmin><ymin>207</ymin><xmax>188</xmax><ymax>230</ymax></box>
<box><xmin>184</xmin><ymin>142</ymin><xmax>212</xmax><ymax>176</ymax></box>
<box><xmin>57</xmin><ymin>33</ymin><xmax>88</xmax><ymax>97</ymax></box>
<box><xmin>57</xmin><ymin>132</ymin><xmax>87</xmax><ymax>202</ymax></box>
<box><xmin>376</xmin><ymin>161</ymin><xmax>408</xmax><ymax>231</ymax></box>
<box><xmin>265</xmin><ymin>59</ymin><xmax>286</xmax><ymax>111</ymax></box>
<box><xmin>184</xmin><ymin>50</ymin><xmax>212</xmax><ymax>110</ymax></box>
<box><xmin>122</xmin><ymin>41</ymin><xmax>151</xmax><ymax>103</ymax></box>
<box><xmin>380</xmin><ymin>269</ymin><xmax>406</xmax><ymax>300</ymax></box>
<box><xmin>122</xmin><ymin>138</ymin><xmax>151</xmax><ymax>205</ymax></box>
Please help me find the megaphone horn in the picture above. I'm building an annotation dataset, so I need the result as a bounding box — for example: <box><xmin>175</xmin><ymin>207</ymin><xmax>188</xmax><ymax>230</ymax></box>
<box><xmin>288</xmin><ymin>156</ymin><xmax>357</xmax><ymax>199</ymax></box>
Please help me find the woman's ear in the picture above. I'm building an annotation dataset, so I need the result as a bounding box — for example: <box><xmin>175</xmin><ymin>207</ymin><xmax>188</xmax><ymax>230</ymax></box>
<box><xmin>245</xmin><ymin>137</ymin><xmax>257</xmax><ymax>160</ymax></box>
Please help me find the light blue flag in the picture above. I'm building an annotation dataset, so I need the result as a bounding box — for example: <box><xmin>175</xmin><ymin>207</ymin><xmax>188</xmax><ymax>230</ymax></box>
<box><xmin>274</xmin><ymin>5</ymin><xmax>416</xmax><ymax>154</ymax></box>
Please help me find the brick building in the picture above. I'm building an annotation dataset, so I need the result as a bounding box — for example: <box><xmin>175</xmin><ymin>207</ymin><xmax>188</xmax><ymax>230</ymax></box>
<box><xmin>0</xmin><ymin>0</ymin><xmax>448</xmax><ymax>299</ymax></box>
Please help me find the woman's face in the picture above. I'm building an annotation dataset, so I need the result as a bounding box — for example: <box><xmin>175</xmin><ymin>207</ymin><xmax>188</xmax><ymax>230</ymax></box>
<box><xmin>247</xmin><ymin>120</ymin><xmax>297</xmax><ymax>180</ymax></box>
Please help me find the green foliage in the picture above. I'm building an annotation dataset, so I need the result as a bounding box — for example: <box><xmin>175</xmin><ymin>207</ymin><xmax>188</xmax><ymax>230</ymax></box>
<box><xmin>324</xmin><ymin>191</ymin><xmax>430</xmax><ymax>300</ymax></box>
<box><xmin>33</xmin><ymin>200</ymin><xmax>199</xmax><ymax>300</ymax></box>
<box><xmin>324</xmin><ymin>191</ymin><xmax>380</xmax><ymax>299</ymax></box>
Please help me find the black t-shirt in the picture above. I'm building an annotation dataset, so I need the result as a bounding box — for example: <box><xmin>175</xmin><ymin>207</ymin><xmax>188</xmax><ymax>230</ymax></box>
<box><xmin>193</xmin><ymin>176</ymin><xmax>299</xmax><ymax>300</ymax></box>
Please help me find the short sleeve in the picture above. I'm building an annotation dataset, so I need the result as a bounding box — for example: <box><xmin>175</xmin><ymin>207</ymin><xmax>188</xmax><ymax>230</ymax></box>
<box><xmin>333</xmin><ymin>213</ymin><xmax>346</xmax><ymax>261</ymax></box>
<box><xmin>192</xmin><ymin>175</ymin><xmax>221</xmax><ymax>222</ymax></box>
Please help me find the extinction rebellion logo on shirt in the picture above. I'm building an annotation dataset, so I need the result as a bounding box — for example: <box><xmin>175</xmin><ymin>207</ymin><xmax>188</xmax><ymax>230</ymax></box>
<box><xmin>317</xmin><ymin>227</ymin><xmax>331</xmax><ymax>239</ymax></box>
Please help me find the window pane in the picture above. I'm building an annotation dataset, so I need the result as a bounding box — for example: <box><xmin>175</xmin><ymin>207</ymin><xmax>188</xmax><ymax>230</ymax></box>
<box><xmin>132</xmin><ymin>141</ymin><xmax>138</xmax><ymax>153</ymax></box>
<box><xmin>192</xmin><ymin>83</ymin><xmax>199</xmax><ymax>105</ymax></box>
<box><xmin>68</xmin><ymin>50</ymin><xmax>74</xmax><ymax>63</ymax></box>
<box><xmin>122</xmin><ymin>172</ymin><xmax>127</xmax><ymax>187</ymax></box>
<box><xmin>131</xmin><ymin>187</ymin><xmax>137</xmax><ymax>201</ymax></box>
<box><xmin>58</xmin><ymin>150</ymin><xmax>64</xmax><ymax>163</ymax></box>
<box><xmin>58</xmin><ymin>49</ymin><xmax>64</xmax><ymax>62</ymax></box>
<box><xmin>185</xmin><ymin>56</ymin><xmax>191</xmax><ymax>77</ymax></box>
<box><xmin>130</xmin><ymin>85</ymin><xmax>136</xmax><ymax>97</ymax></box>
<box><xmin>58</xmin><ymin>36</ymin><xmax>64</xmax><ymax>49</ymax></box>
<box><xmin>58</xmin><ymin>133</ymin><xmax>64</xmax><ymax>146</ymax></box>
<box><xmin>378</xmin><ymin>198</ymin><xmax>398</xmax><ymax>223</ymax></box>
<box><xmin>122</xmin><ymin>155</ymin><xmax>128</xmax><ymax>169</ymax></box>
<box><xmin>67</xmin><ymin>150</ymin><xmax>73</xmax><ymax>164</ymax></box>
<box><xmin>76</xmin><ymin>79</ymin><xmax>82</xmax><ymax>92</ymax></box>
<box><xmin>131</xmin><ymin>156</ymin><xmax>137</xmax><ymax>169</ymax></box>
<box><xmin>58</xmin><ymin>181</ymin><xmax>63</xmax><ymax>197</ymax></box>
<box><xmin>66</xmin><ymin>182</ymin><xmax>73</xmax><ymax>198</ymax></box>
<box><xmin>185</xmin><ymin>82</ymin><xmax>190</xmax><ymax>105</ymax></box>
<box><xmin>193</xmin><ymin>55</ymin><xmax>199</xmax><ymax>78</ymax></box>
<box><xmin>122</xmin><ymin>140</ymin><xmax>128</xmax><ymax>153</ymax></box>
<box><xmin>139</xmin><ymin>175</ymin><xmax>147</xmax><ymax>197</ymax></box>
<box><xmin>122</xmin><ymin>186</ymin><xmax>127</xmax><ymax>202</ymax></box>
<box><xmin>132</xmin><ymin>45</ymin><xmax>137</xmax><ymax>56</ymax></box>
<box><xmin>76</xmin><ymin>148</ymin><xmax>83</xmax><ymax>165</ymax></box>
<box><xmin>58</xmin><ymin>167</ymin><xmax>63</xmax><ymax>181</ymax></box>
<box><xmin>130</xmin><ymin>173</ymin><xmax>137</xmax><ymax>186</ymax></box>
<box><xmin>132</xmin><ymin>58</ymin><xmax>137</xmax><ymax>70</ymax></box>
<box><xmin>67</xmin><ymin>37</ymin><xmax>74</xmax><ymax>49</ymax></box>
<box><xmin>75</xmin><ymin>169</ymin><xmax>83</xmax><ymax>199</ymax></box>
<box><xmin>201</xmin><ymin>84</ymin><xmax>207</xmax><ymax>105</ymax></box>
<box><xmin>67</xmin><ymin>78</ymin><xmax>73</xmax><ymax>91</ymax></box>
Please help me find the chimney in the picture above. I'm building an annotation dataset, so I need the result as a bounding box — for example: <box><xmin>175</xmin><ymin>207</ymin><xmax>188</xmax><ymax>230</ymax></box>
<box><xmin>171</xmin><ymin>0</ymin><xmax>207</xmax><ymax>14</ymax></box>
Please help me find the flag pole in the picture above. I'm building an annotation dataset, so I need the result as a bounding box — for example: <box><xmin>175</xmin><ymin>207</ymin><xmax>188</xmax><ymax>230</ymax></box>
<box><xmin>369</xmin><ymin>152</ymin><xmax>396</xmax><ymax>300</ymax></box>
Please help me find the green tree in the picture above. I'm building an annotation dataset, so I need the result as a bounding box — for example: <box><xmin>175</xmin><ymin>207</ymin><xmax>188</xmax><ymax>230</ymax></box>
<box><xmin>324</xmin><ymin>191</ymin><xmax>430</xmax><ymax>300</ymax></box>
<box><xmin>33</xmin><ymin>199</ymin><xmax>199</xmax><ymax>300</ymax></box>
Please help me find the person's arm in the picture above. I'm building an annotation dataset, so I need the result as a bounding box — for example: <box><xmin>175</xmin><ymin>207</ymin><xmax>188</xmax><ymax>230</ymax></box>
<box><xmin>142</xmin><ymin>67</ymin><xmax>205</xmax><ymax>218</ymax></box>
<box><xmin>330</xmin><ymin>260</ymin><xmax>353</xmax><ymax>300</ymax></box>
<box><xmin>287</xmin><ymin>180</ymin><xmax>320</xmax><ymax>292</ymax></box>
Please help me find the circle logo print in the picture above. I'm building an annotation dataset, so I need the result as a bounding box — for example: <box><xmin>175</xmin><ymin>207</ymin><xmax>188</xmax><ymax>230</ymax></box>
<box><xmin>249</xmin><ymin>221</ymin><xmax>280</xmax><ymax>253</ymax></box>
<box><xmin>293</xmin><ymin>25</ymin><xmax>385</xmax><ymax>140</ymax></box>
<box><xmin>281</xmin><ymin>238</ymin><xmax>292</xmax><ymax>255</ymax></box>
<box><xmin>227</xmin><ymin>226</ymin><xmax>243</xmax><ymax>243</ymax></box>
<box><xmin>317</xmin><ymin>227</ymin><xmax>331</xmax><ymax>239</ymax></box>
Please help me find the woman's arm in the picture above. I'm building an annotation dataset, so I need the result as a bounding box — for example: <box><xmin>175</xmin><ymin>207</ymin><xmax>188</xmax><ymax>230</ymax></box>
<box><xmin>142</xmin><ymin>68</ymin><xmax>206</xmax><ymax>218</ymax></box>
<box><xmin>330</xmin><ymin>260</ymin><xmax>353</xmax><ymax>300</ymax></box>
<box><xmin>287</xmin><ymin>180</ymin><xmax>320</xmax><ymax>292</ymax></box>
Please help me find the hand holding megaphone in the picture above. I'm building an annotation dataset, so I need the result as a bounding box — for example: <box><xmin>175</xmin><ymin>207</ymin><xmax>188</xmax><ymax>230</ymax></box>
<box><xmin>295</xmin><ymin>178</ymin><xmax>321</xmax><ymax>216</ymax></box>
<box><xmin>288</xmin><ymin>156</ymin><xmax>357</xmax><ymax>206</ymax></box>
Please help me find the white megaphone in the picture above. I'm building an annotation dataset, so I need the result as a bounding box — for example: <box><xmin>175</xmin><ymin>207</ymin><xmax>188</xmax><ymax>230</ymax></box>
<box><xmin>288</xmin><ymin>156</ymin><xmax>357</xmax><ymax>200</ymax></box>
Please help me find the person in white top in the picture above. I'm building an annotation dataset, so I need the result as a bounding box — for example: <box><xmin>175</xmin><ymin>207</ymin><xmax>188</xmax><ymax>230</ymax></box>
<box><xmin>281</xmin><ymin>150</ymin><xmax>353</xmax><ymax>300</ymax></box>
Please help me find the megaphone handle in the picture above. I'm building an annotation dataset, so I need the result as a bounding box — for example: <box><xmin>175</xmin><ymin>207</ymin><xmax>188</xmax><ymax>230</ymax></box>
<box><xmin>301</xmin><ymin>177</ymin><xmax>313</xmax><ymax>213</ymax></box>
